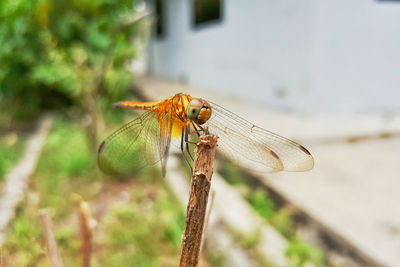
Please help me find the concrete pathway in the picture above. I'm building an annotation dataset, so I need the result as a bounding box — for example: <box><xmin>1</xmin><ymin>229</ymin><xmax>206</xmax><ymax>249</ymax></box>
<box><xmin>0</xmin><ymin>115</ymin><xmax>53</xmax><ymax>246</ymax></box>
<box><xmin>137</xmin><ymin>76</ymin><xmax>400</xmax><ymax>267</ymax></box>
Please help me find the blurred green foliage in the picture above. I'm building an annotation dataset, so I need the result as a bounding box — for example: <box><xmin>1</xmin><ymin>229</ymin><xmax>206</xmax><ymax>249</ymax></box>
<box><xmin>247</xmin><ymin>189</ymin><xmax>275</xmax><ymax>220</ymax></box>
<box><xmin>6</xmin><ymin>215</ymin><xmax>44</xmax><ymax>266</ymax></box>
<box><xmin>0</xmin><ymin>1</ymin><xmax>186</xmax><ymax>263</ymax></box>
<box><xmin>219</xmin><ymin>161</ymin><xmax>243</xmax><ymax>185</ymax></box>
<box><xmin>218</xmin><ymin>162</ymin><xmax>326</xmax><ymax>267</ymax></box>
<box><xmin>2</xmin><ymin>115</ymin><xmax>185</xmax><ymax>266</ymax></box>
<box><xmin>229</xmin><ymin>228</ymin><xmax>273</xmax><ymax>267</ymax></box>
<box><xmin>0</xmin><ymin>0</ymin><xmax>147</xmax><ymax>120</ymax></box>
<box><xmin>286</xmin><ymin>241</ymin><xmax>324</xmax><ymax>267</ymax></box>
<box><xmin>0</xmin><ymin>132</ymin><xmax>25</xmax><ymax>180</ymax></box>
<box><xmin>34</xmin><ymin>118</ymin><xmax>96</xmax><ymax>214</ymax></box>
<box><xmin>99</xmin><ymin>185</ymin><xmax>185</xmax><ymax>266</ymax></box>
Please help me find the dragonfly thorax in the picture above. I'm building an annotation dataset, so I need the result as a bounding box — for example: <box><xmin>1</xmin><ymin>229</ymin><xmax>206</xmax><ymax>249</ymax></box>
<box><xmin>187</xmin><ymin>98</ymin><xmax>212</xmax><ymax>125</ymax></box>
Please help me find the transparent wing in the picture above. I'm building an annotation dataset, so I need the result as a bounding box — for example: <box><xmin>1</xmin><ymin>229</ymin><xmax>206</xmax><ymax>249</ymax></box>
<box><xmin>204</xmin><ymin>101</ymin><xmax>314</xmax><ymax>172</ymax></box>
<box><xmin>98</xmin><ymin>111</ymin><xmax>172</xmax><ymax>176</ymax></box>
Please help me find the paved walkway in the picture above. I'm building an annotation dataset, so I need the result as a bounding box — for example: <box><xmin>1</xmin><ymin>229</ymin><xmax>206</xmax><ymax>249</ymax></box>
<box><xmin>137</xmin><ymin>76</ymin><xmax>400</xmax><ymax>267</ymax></box>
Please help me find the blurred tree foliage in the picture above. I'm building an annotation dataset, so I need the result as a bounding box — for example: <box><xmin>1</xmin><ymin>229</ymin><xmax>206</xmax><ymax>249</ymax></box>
<box><xmin>0</xmin><ymin>0</ymin><xmax>149</xmax><ymax>150</ymax></box>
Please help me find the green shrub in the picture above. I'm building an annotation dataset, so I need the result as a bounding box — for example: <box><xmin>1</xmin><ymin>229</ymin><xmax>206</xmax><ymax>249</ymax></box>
<box><xmin>0</xmin><ymin>0</ymin><xmax>149</xmax><ymax>148</ymax></box>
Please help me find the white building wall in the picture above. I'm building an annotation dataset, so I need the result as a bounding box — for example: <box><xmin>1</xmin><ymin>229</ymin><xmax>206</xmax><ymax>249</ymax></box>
<box><xmin>310</xmin><ymin>0</ymin><xmax>400</xmax><ymax>113</ymax></box>
<box><xmin>148</xmin><ymin>0</ymin><xmax>400</xmax><ymax>113</ymax></box>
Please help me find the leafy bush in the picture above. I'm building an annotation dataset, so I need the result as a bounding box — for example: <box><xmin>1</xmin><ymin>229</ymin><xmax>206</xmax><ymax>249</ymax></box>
<box><xmin>0</xmin><ymin>0</ymin><xmax>149</xmax><ymax>148</ymax></box>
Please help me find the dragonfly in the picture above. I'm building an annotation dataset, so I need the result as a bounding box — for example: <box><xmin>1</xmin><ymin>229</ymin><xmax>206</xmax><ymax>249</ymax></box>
<box><xmin>98</xmin><ymin>93</ymin><xmax>314</xmax><ymax>176</ymax></box>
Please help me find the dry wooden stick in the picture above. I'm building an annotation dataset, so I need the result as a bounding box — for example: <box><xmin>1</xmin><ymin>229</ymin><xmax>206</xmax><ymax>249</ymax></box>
<box><xmin>200</xmin><ymin>190</ymin><xmax>216</xmax><ymax>253</ymax></box>
<box><xmin>39</xmin><ymin>209</ymin><xmax>64</xmax><ymax>267</ymax></box>
<box><xmin>179</xmin><ymin>134</ymin><xmax>218</xmax><ymax>267</ymax></box>
<box><xmin>77</xmin><ymin>199</ymin><xmax>95</xmax><ymax>267</ymax></box>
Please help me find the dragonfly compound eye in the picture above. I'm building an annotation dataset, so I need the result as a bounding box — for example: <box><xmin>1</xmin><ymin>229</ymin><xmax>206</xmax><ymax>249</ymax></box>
<box><xmin>187</xmin><ymin>99</ymin><xmax>211</xmax><ymax>124</ymax></box>
<box><xmin>197</xmin><ymin>103</ymin><xmax>211</xmax><ymax>125</ymax></box>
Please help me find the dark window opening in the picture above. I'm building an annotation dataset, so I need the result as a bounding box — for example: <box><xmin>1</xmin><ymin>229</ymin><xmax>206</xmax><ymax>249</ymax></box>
<box><xmin>155</xmin><ymin>0</ymin><xmax>165</xmax><ymax>39</ymax></box>
<box><xmin>193</xmin><ymin>0</ymin><xmax>223</xmax><ymax>27</ymax></box>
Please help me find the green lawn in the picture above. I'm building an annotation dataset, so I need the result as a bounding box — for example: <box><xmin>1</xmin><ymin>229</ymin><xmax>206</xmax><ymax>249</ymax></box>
<box><xmin>0</xmin><ymin>132</ymin><xmax>25</xmax><ymax>180</ymax></box>
<box><xmin>2</xmin><ymin>117</ymin><xmax>185</xmax><ymax>266</ymax></box>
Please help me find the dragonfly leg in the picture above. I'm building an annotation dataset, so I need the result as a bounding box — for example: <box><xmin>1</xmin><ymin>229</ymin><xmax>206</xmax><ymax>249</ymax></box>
<box><xmin>185</xmin><ymin>125</ymin><xmax>194</xmax><ymax>161</ymax></box>
<box><xmin>184</xmin><ymin>123</ymin><xmax>198</xmax><ymax>145</ymax></box>
<box><xmin>180</xmin><ymin>127</ymin><xmax>193</xmax><ymax>172</ymax></box>
<box><xmin>192</xmin><ymin>121</ymin><xmax>210</xmax><ymax>135</ymax></box>
<box><xmin>191</xmin><ymin>121</ymin><xmax>202</xmax><ymax>137</ymax></box>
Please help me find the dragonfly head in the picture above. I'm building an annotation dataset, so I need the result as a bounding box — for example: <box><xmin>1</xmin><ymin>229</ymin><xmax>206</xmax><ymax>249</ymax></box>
<box><xmin>187</xmin><ymin>98</ymin><xmax>212</xmax><ymax>125</ymax></box>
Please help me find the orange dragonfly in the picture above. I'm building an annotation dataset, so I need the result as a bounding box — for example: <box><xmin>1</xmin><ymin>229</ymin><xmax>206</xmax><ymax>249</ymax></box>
<box><xmin>98</xmin><ymin>93</ymin><xmax>314</xmax><ymax>176</ymax></box>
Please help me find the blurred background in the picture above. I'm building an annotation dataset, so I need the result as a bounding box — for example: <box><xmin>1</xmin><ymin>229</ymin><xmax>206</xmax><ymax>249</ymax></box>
<box><xmin>0</xmin><ymin>0</ymin><xmax>399</xmax><ymax>266</ymax></box>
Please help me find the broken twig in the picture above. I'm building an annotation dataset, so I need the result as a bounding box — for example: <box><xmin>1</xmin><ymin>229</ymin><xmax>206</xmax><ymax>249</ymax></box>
<box><xmin>76</xmin><ymin>198</ymin><xmax>96</xmax><ymax>267</ymax></box>
<box><xmin>39</xmin><ymin>209</ymin><xmax>64</xmax><ymax>267</ymax></box>
<box><xmin>179</xmin><ymin>134</ymin><xmax>218</xmax><ymax>267</ymax></box>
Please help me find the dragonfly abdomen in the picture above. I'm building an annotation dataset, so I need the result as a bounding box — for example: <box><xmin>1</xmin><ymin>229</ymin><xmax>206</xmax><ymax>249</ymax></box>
<box><xmin>114</xmin><ymin>100</ymin><xmax>161</xmax><ymax>110</ymax></box>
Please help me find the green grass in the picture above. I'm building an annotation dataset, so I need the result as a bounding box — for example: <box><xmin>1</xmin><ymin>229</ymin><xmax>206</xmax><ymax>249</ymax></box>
<box><xmin>2</xmin><ymin>115</ymin><xmax>188</xmax><ymax>266</ymax></box>
<box><xmin>219</xmin><ymin>162</ymin><xmax>243</xmax><ymax>186</ymax></box>
<box><xmin>0</xmin><ymin>132</ymin><xmax>25</xmax><ymax>180</ymax></box>
<box><xmin>5</xmin><ymin>215</ymin><xmax>44</xmax><ymax>266</ymax></box>
<box><xmin>229</xmin><ymin>227</ymin><xmax>273</xmax><ymax>267</ymax></box>
<box><xmin>34</xmin><ymin>118</ymin><xmax>97</xmax><ymax>217</ymax></box>
<box><xmin>96</xmin><ymin>183</ymin><xmax>185</xmax><ymax>267</ymax></box>
<box><xmin>286</xmin><ymin>240</ymin><xmax>324</xmax><ymax>267</ymax></box>
<box><xmin>218</xmin><ymin>162</ymin><xmax>326</xmax><ymax>267</ymax></box>
<box><xmin>247</xmin><ymin>189</ymin><xmax>276</xmax><ymax>220</ymax></box>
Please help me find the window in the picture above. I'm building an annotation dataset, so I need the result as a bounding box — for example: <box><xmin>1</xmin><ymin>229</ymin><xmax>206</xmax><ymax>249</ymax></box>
<box><xmin>155</xmin><ymin>0</ymin><xmax>165</xmax><ymax>39</ymax></box>
<box><xmin>193</xmin><ymin>0</ymin><xmax>223</xmax><ymax>27</ymax></box>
